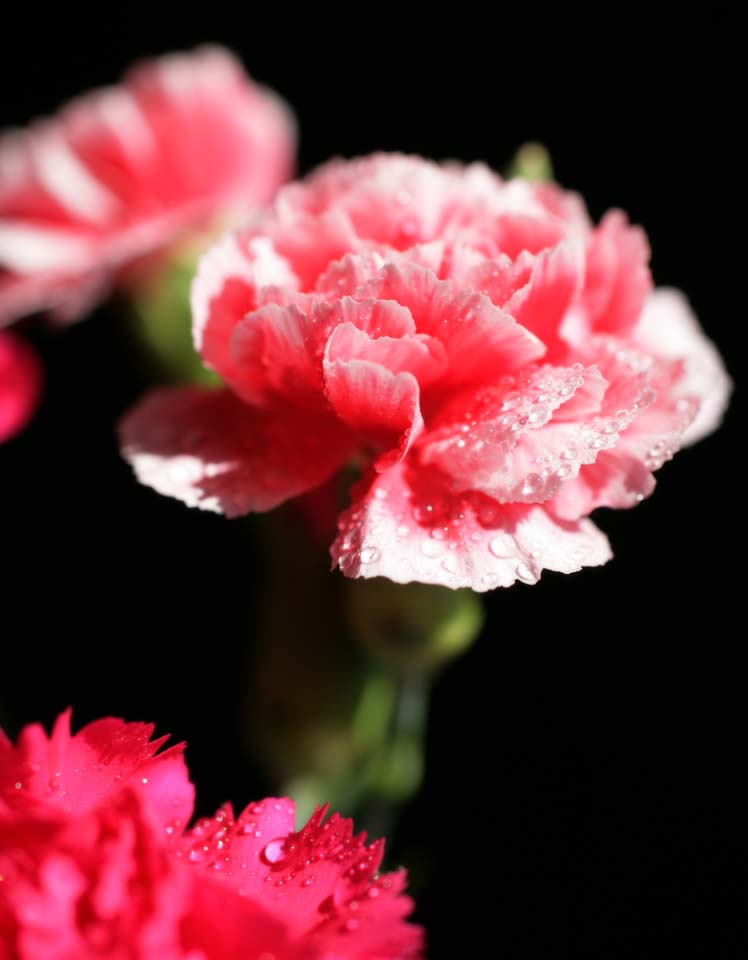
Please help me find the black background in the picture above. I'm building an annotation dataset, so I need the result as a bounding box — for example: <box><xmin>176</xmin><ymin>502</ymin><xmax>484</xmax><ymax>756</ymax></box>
<box><xmin>1</xmin><ymin>10</ymin><xmax>744</xmax><ymax>957</ymax></box>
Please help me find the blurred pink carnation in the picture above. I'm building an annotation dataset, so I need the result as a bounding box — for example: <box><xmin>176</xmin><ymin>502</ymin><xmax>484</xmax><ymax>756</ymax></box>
<box><xmin>0</xmin><ymin>331</ymin><xmax>41</xmax><ymax>443</ymax></box>
<box><xmin>120</xmin><ymin>154</ymin><xmax>730</xmax><ymax>591</ymax></box>
<box><xmin>0</xmin><ymin>711</ymin><xmax>422</xmax><ymax>959</ymax></box>
<box><xmin>0</xmin><ymin>47</ymin><xmax>294</xmax><ymax>327</ymax></box>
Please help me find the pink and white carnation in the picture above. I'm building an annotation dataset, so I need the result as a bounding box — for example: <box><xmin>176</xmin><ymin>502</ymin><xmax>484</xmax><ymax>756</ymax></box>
<box><xmin>0</xmin><ymin>47</ymin><xmax>294</xmax><ymax>326</ymax></box>
<box><xmin>120</xmin><ymin>154</ymin><xmax>730</xmax><ymax>591</ymax></box>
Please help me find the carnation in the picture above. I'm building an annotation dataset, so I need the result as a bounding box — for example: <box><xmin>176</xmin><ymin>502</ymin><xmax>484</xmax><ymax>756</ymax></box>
<box><xmin>0</xmin><ymin>47</ymin><xmax>294</xmax><ymax>326</ymax></box>
<box><xmin>0</xmin><ymin>712</ymin><xmax>422</xmax><ymax>959</ymax></box>
<box><xmin>120</xmin><ymin>153</ymin><xmax>730</xmax><ymax>591</ymax></box>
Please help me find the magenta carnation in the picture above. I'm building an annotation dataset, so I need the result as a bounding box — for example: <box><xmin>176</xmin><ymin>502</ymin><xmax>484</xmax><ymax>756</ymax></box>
<box><xmin>0</xmin><ymin>47</ymin><xmax>294</xmax><ymax>326</ymax></box>
<box><xmin>120</xmin><ymin>154</ymin><xmax>730</xmax><ymax>591</ymax></box>
<box><xmin>0</xmin><ymin>712</ymin><xmax>422</xmax><ymax>959</ymax></box>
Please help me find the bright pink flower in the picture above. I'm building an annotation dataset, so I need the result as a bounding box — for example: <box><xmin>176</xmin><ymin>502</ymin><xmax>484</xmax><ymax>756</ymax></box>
<box><xmin>120</xmin><ymin>154</ymin><xmax>730</xmax><ymax>591</ymax></box>
<box><xmin>0</xmin><ymin>331</ymin><xmax>41</xmax><ymax>443</ymax></box>
<box><xmin>0</xmin><ymin>712</ymin><xmax>422</xmax><ymax>959</ymax></box>
<box><xmin>0</xmin><ymin>47</ymin><xmax>294</xmax><ymax>326</ymax></box>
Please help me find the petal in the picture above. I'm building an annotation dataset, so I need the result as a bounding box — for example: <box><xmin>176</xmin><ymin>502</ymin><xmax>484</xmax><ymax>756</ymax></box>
<box><xmin>0</xmin><ymin>709</ymin><xmax>194</xmax><ymax>829</ymax></box>
<box><xmin>331</xmin><ymin>462</ymin><xmax>611</xmax><ymax>591</ymax></box>
<box><xmin>324</xmin><ymin>314</ymin><xmax>446</xmax><ymax>384</ymax></box>
<box><xmin>359</xmin><ymin>263</ymin><xmax>545</xmax><ymax>389</ymax></box>
<box><xmin>230</xmin><ymin>302</ymin><xmax>324</xmax><ymax>406</ymax></box>
<box><xmin>0</xmin><ymin>331</ymin><xmax>42</xmax><ymax>443</ymax></box>
<box><xmin>636</xmin><ymin>288</ymin><xmax>732</xmax><ymax>444</ymax></box>
<box><xmin>181</xmin><ymin>799</ymin><xmax>422</xmax><ymax>954</ymax></box>
<box><xmin>552</xmin><ymin>389</ymin><xmax>699</xmax><ymax>520</ymax></box>
<box><xmin>191</xmin><ymin>231</ymin><xmax>297</xmax><ymax>391</ymax></box>
<box><xmin>581</xmin><ymin>210</ymin><xmax>652</xmax><ymax>336</ymax></box>
<box><xmin>119</xmin><ymin>386</ymin><xmax>353</xmax><ymax>517</ymax></box>
<box><xmin>420</xmin><ymin>363</ymin><xmax>626</xmax><ymax>504</ymax></box>
<box><xmin>323</xmin><ymin>353</ymin><xmax>423</xmax><ymax>471</ymax></box>
<box><xmin>505</xmin><ymin>240</ymin><xmax>584</xmax><ymax>351</ymax></box>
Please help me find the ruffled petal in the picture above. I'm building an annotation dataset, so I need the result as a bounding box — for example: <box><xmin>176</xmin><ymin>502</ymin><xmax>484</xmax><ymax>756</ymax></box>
<box><xmin>179</xmin><ymin>799</ymin><xmax>423</xmax><ymax>957</ymax></box>
<box><xmin>636</xmin><ymin>288</ymin><xmax>731</xmax><ymax>445</ymax></box>
<box><xmin>581</xmin><ymin>210</ymin><xmax>652</xmax><ymax>336</ymax></box>
<box><xmin>119</xmin><ymin>386</ymin><xmax>354</xmax><ymax>517</ymax></box>
<box><xmin>191</xmin><ymin>231</ymin><xmax>298</xmax><ymax>392</ymax></box>
<box><xmin>323</xmin><ymin>352</ymin><xmax>423</xmax><ymax>471</ymax></box>
<box><xmin>0</xmin><ymin>709</ymin><xmax>194</xmax><ymax>829</ymax></box>
<box><xmin>331</xmin><ymin>462</ymin><xmax>611</xmax><ymax>591</ymax></box>
<box><xmin>358</xmin><ymin>263</ymin><xmax>545</xmax><ymax>389</ymax></box>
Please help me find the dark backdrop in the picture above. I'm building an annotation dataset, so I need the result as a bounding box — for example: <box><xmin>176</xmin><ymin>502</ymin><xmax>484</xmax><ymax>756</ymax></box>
<box><xmin>1</xmin><ymin>11</ymin><xmax>744</xmax><ymax>957</ymax></box>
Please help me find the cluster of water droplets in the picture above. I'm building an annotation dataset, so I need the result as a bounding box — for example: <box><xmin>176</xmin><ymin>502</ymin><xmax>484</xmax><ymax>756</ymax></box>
<box><xmin>643</xmin><ymin>397</ymin><xmax>698</xmax><ymax>470</ymax></box>
<box><xmin>172</xmin><ymin>799</ymin><xmax>390</xmax><ymax>935</ymax></box>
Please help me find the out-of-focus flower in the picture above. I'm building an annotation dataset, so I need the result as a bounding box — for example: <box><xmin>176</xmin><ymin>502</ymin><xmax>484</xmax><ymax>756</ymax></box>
<box><xmin>0</xmin><ymin>711</ymin><xmax>422</xmax><ymax>959</ymax></box>
<box><xmin>0</xmin><ymin>47</ymin><xmax>294</xmax><ymax>327</ymax></box>
<box><xmin>0</xmin><ymin>331</ymin><xmax>41</xmax><ymax>443</ymax></box>
<box><xmin>120</xmin><ymin>154</ymin><xmax>730</xmax><ymax>591</ymax></box>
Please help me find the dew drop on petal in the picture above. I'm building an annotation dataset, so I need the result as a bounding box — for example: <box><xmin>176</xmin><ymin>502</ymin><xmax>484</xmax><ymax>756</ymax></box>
<box><xmin>420</xmin><ymin>539</ymin><xmax>444</xmax><ymax>559</ymax></box>
<box><xmin>516</xmin><ymin>562</ymin><xmax>538</xmax><ymax>584</ymax></box>
<box><xmin>359</xmin><ymin>546</ymin><xmax>381</xmax><ymax>565</ymax></box>
<box><xmin>521</xmin><ymin>473</ymin><xmax>544</xmax><ymax>497</ymax></box>
<box><xmin>489</xmin><ymin>533</ymin><xmax>516</xmax><ymax>559</ymax></box>
<box><xmin>262</xmin><ymin>838</ymin><xmax>291</xmax><ymax>865</ymax></box>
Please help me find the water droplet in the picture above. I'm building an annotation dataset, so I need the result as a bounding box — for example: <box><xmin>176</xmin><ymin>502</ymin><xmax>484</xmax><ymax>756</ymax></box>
<box><xmin>489</xmin><ymin>533</ymin><xmax>516</xmax><ymax>559</ymax></box>
<box><xmin>412</xmin><ymin>505</ymin><xmax>432</xmax><ymax>524</ymax></box>
<box><xmin>555</xmin><ymin>463</ymin><xmax>572</xmax><ymax>478</ymax></box>
<box><xmin>141</xmin><ymin>778</ymin><xmax>148</xmax><ymax>785</ymax></box>
<box><xmin>262</xmin><ymin>838</ymin><xmax>291</xmax><ymax>865</ymax></box>
<box><xmin>478</xmin><ymin>504</ymin><xmax>499</xmax><ymax>526</ymax></box>
<box><xmin>516</xmin><ymin>562</ymin><xmax>538</xmax><ymax>584</ymax></box>
<box><xmin>14</xmin><ymin>782</ymin><xmax>22</xmax><ymax>791</ymax></box>
<box><xmin>637</xmin><ymin>387</ymin><xmax>657</xmax><ymax>409</ymax></box>
<box><xmin>527</xmin><ymin>406</ymin><xmax>548</xmax><ymax>425</ymax></box>
<box><xmin>303</xmin><ymin>875</ymin><xmax>316</xmax><ymax>887</ymax></box>
<box><xmin>359</xmin><ymin>546</ymin><xmax>380</xmax><ymax>565</ymax></box>
<box><xmin>521</xmin><ymin>473</ymin><xmax>544</xmax><ymax>496</ymax></box>
<box><xmin>430</xmin><ymin>526</ymin><xmax>447</xmax><ymax>541</ymax></box>
<box><xmin>602</xmin><ymin>421</ymin><xmax>619</xmax><ymax>434</ymax></box>
<box><xmin>561</xmin><ymin>446</ymin><xmax>577</xmax><ymax>460</ymax></box>
<box><xmin>441</xmin><ymin>555</ymin><xmax>461</xmax><ymax>575</ymax></box>
<box><xmin>345</xmin><ymin>919</ymin><xmax>360</xmax><ymax>932</ymax></box>
<box><xmin>188</xmin><ymin>845</ymin><xmax>210</xmax><ymax>863</ymax></box>
<box><xmin>420</xmin><ymin>539</ymin><xmax>444</xmax><ymax>559</ymax></box>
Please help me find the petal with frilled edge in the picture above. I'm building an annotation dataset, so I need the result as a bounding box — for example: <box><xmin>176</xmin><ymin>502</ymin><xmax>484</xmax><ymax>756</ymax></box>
<box><xmin>356</xmin><ymin>263</ymin><xmax>545</xmax><ymax>390</ymax></box>
<box><xmin>582</xmin><ymin>210</ymin><xmax>652</xmax><ymax>336</ymax></box>
<box><xmin>179</xmin><ymin>799</ymin><xmax>423</xmax><ymax>957</ymax></box>
<box><xmin>331</xmin><ymin>462</ymin><xmax>611</xmax><ymax>591</ymax></box>
<box><xmin>636</xmin><ymin>288</ymin><xmax>731</xmax><ymax>445</ymax></box>
<box><xmin>0</xmin><ymin>709</ymin><xmax>194</xmax><ymax>828</ymax></box>
<box><xmin>119</xmin><ymin>387</ymin><xmax>354</xmax><ymax>517</ymax></box>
